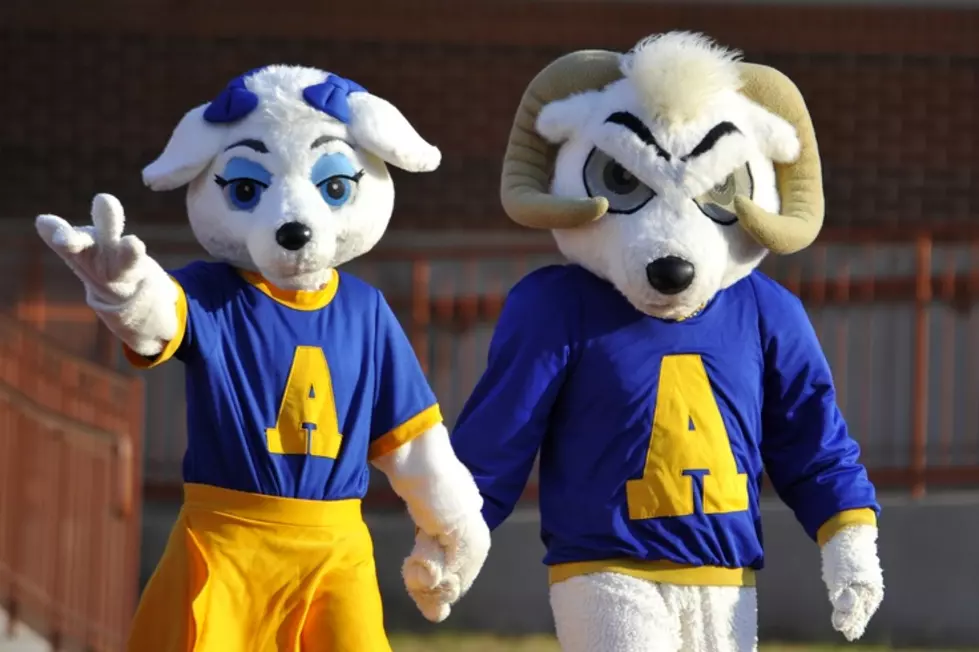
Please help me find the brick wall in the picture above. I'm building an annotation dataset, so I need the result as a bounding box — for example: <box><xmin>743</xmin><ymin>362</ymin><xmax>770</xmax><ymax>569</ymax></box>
<box><xmin>1</xmin><ymin>0</ymin><xmax>976</xmax><ymax>231</ymax></box>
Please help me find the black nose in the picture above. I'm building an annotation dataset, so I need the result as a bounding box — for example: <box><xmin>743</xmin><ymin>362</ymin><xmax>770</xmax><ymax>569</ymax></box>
<box><xmin>275</xmin><ymin>222</ymin><xmax>312</xmax><ymax>251</ymax></box>
<box><xmin>645</xmin><ymin>256</ymin><xmax>695</xmax><ymax>295</ymax></box>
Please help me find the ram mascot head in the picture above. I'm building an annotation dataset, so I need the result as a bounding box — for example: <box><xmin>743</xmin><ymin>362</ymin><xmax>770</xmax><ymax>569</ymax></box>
<box><xmin>500</xmin><ymin>31</ymin><xmax>823</xmax><ymax>320</ymax></box>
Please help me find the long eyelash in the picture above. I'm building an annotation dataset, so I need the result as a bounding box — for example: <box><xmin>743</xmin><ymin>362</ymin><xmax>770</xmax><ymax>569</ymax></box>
<box><xmin>316</xmin><ymin>170</ymin><xmax>366</xmax><ymax>186</ymax></box>
<box><xmin>213</xmin><ymin>175</ymin><xmax>270</xmax><ymax>189</ymax></box>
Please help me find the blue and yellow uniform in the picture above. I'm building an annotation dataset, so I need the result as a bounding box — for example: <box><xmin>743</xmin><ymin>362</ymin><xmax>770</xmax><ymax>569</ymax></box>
<box><xmin>126</xmin><ymin>261</ymin><xmax>440</xmax><ymax>652</ymax></box>
<box><xmin>451</xmin><ymin>265</ymin><xmax>878</xmax><ymax>588</ymax></box>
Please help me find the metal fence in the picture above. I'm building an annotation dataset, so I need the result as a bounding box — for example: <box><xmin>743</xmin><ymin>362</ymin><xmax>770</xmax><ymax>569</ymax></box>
<box><xmin>0</xmin><ymin>313</ymin><xmax>144</xmax><ymax>651</ymax></box>
<box><xmin>9</xmin><ymin>227</ymin><xmax>979</xmax><ymax>505</ymax></box>
<box><xmin>364</xmin><ymin>229</ymin><xmax>979</xmax><ymax>501</ymax></box>
<box><xmin>3</xmin><ymin>223</ymin><xmax>979</xmax><ymax>650</ymax></box>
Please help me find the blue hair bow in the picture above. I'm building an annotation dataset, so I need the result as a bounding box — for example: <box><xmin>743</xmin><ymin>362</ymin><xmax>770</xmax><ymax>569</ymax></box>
<box><xmin>202</xmin><ymin>68</ymin><xmax>366</xmax><ymax>125</ymax></box>
<box><xmin>202</xmin><ymin>67</ymin><xmax>265</xmax><ymax>124</ymax></box>
<box><xmin>302</xmin><ymin>75</ymin><xmax>367</xmax><ymax>124</ymax></box>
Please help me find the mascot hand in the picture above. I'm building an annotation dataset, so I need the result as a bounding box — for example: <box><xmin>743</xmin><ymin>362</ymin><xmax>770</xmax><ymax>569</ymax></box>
<box><xmin>402</xmin><ymin>517</ymin><xmax>491</xmax><ymax>623</ymax></box>
<box><xmin>402</xmin><ymin>532</ymin><xmax>453</xmax><ymax>623</ymax></box>
<box><xmin>821</xmin><ymin>524</ymin><xmax>884</xmax><ymax>641</ymax></box>
<box><xmin>35</xmin><ymin>192</ymin><xmax>178</xmax><ymax>356</ymax></box>
<box><xmin>35</xmin><ymin>193</ymin><xmax>150</xmax><ymax>306</ymax></box>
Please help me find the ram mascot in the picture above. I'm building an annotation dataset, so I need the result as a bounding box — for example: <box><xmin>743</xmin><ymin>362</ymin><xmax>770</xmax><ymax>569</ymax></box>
<box><xmin>446</xmin><ymin>32</ymin><xmax>885</xmax><ymax>651</ymax></box>
<box><xmin>33</xmin><ymin>66</ymin><xmax>489</xmax><ymax>651</ymax></box>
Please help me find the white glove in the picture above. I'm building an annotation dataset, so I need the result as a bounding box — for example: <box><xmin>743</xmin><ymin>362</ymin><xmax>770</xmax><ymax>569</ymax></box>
<box><xmin>36</xmin><ymin>193</ymin><xmax>150</xmax><ymax>306</ymax></box>
<box><xmin>402</xmin><ymin>515</ymin><xmax>491</xmax><ymax>623</ymax></box>
<box><xmin>402</xmin><ymin>531</ymin><xmax>453</xmax><ymax>623</ymax></box>
<box><xmin>372</xmin><ymin>426</ymin><xmax>491</xmax><ymax>623</ymax></box>
<box><xmin>821</xmin><ymin>525</ymin><xmax>884</xmax><ymax>641</ymax></box>
<box><xmin>35</xmin><ymin>193</ymin><xmax>178</xmax><ymax>356</ymax></box>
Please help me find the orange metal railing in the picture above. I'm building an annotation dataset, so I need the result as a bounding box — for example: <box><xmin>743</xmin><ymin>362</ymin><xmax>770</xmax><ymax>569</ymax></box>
<box><xmin>10</xmin><ymin>227</ymin><xmax>979</xmax><ymax>505</ymax></box>
<box><xmin>0</xmin><ymin>313</ymin><xmax>144</xmax><ymax>651</ymax></box>
<box><xmin>5</xmin><ymin>225</ymin><xmax>975</xmax><ymax>652</ymax></box>
<box><xmin>372</xmin><ymin>231</ymin><xmax>979</xmax><ymax>502</ymax></box>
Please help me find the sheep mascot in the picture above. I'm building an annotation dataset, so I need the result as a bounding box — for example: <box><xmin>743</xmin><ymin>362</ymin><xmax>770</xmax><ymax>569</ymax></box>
<box><xmin>444</xmin><ymin>32</ymin><xmax>884</xmax><ymax>651</ymax></box>
<box><xmin>33</xmin><ymin>65</ymin><xmax>489</xmax><ymax>651</ymax></box>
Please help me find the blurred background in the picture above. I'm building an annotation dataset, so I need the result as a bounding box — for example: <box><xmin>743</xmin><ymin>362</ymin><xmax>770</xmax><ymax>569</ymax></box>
<box><xmin>1</xmin><ymin>0</ymin><xmax>978</xmax><ymax>650</ymax></box>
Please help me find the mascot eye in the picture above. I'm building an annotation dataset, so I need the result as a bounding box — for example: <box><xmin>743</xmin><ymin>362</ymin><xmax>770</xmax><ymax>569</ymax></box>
<box><xmin>214</xmin><ymin>175</ymin><xmax>268</xmax><ymax>212</ymax></box>
<box><xmin>693</xmin><ymin>163</ymin><xmax>754</xmax><ymax>226</ymax></box>
<box><xmin>604</xmin><ymin>162</ymin><xmax>639</xmax><ymax>194</ymax></box>
<box><xmin>311</xmin><ymin>151</ymin><xmax>365</xmax><ymax>209</ymax></box>
<box><xmin>317</xmin><ymin>172</ymin><xmax>363</xmax><ymax>207</ymax></box>
<box><xmin>582</xmin><ymin>148</ymin><xmax>656</xmax><ymax>215</ymax></box>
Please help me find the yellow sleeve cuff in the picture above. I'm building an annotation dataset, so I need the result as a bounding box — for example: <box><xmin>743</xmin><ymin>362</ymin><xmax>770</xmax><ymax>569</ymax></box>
<box><xmin>368</xmin><ymin>404</ymin><xmax>443</xmax><ymax>460</ymax></box>
<box><xmin>817</xmin><ymin>508</ymin><xmax>878</xmax><ymax>547</ymax></box>
<box><xmin>123</xmin><ymin>278</ymin><xmax>188</xmax><ymax>370</ymax></box>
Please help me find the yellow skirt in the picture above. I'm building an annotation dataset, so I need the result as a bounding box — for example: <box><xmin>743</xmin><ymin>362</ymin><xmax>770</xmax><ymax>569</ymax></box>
<box><xmin>127</xmin><ymin>484</ymin><xmax>391</xmax><ymax>652</ymax></box>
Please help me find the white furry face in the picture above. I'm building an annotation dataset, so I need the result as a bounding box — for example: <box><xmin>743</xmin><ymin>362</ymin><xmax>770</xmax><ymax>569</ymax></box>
<box><xmin>185</xmin><ymin>112</ymin><xmax>394</xmax><ymax>291</ymax></box>
<box><xmin>538</xmin><ymin>32</ymin><xmax>798</xmax><ymax>320</ymax></box>
<box><xmin>144</xmin><ymin>65</ymin><xmax>440</xmax><ymax>291</ymax></box>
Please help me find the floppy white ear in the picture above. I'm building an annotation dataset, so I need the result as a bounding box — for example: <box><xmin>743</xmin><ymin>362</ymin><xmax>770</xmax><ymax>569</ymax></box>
<box><xmin>742</xmin><ymin>99</ymin><xmax>801</xmax><ymax>164</ymax></box>
<box><xmin>142</xmin><ymin>104</ymin><xmax>226</xmax><ymax>191</ymax></box>
<box><xmin>346</xmin><ymin>93</ymin><xmax>440</xmax><ymax>173</ymax></box>
<box><xmin>536</xmin><ymin>91</ymin><xmax>601</xmax><ymax>144</ymax></box>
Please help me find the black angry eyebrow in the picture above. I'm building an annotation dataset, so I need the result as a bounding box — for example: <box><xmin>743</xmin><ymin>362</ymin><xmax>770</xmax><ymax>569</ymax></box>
<box><xmin>682</xmin><ymin>122</ymin><xmax>741</xmax><ymax>161</ymax></box>
<box><xmin>224</xmin><ymin>138</ymin><xmax>269</xmax><ymax>153</ymax></box>
<box><xmin>605</xmin><ymin>111</ymin><xmax>671</xmax><ymax>160</ymax></box>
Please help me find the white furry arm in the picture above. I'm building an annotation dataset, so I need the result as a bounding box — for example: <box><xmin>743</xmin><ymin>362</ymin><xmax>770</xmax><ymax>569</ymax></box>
<box><xmin>86</xmin><ymin>257</ymin><xmax>179</xmax><ymax>357</ymax></box>
<box><xmin>371</xmin><ymin>423</ymin><xmax>483</xmax><ymax>533</ymax></box>
<box><xmin>35</xmin><ymin>194</ymin><xmax>179</xmax><ymax>356</ymax></box>
<box><xmin>372</xmin><ymin>424</ymin><xmax>490</xmax><ymax>623</ymax></box>
<box><xmin>821</xmin><ymin>524</ymin><xmax>884</xmax><ymax>642</ymax></box>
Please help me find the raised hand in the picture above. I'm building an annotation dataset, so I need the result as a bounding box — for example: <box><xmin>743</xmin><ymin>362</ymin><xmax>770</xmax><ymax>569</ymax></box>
<box><xmin>35</xmin><ymin>193</ymin><xmax>149</xmax><ymax>305</ymax></box>
<box><xmin>35</xmin><ymin>193</ymin><xmax>179</xmax><ymax>356</ymax></box>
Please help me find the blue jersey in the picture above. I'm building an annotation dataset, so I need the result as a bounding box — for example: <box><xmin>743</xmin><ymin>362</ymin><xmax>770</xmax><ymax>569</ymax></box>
<box><xmin>126</xmin><ymin>261</ymin><xmax>440</xmax><ymax>501</ymax></box>
<box><xmin>450</xmin><ymin>265</ymin><xmax>878</xmax><ymax>581</ymax></box>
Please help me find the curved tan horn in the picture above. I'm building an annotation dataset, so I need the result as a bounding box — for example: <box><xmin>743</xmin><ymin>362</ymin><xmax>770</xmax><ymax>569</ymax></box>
<box><xmin>734</xmin><ymin>62</ymin><xmax>825</xmax><ymax>255</ymax></box>
<box><xmin>500</xmin><ymin>50</ymin><xmax>623</xmax><ymax>230</ymax></box>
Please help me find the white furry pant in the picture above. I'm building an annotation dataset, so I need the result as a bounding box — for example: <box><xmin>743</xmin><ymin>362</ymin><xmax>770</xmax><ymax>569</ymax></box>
<box><xmin>550</xmin><ymin>573</ymin><xmax>757</xmax><ymax>652</ymax></box>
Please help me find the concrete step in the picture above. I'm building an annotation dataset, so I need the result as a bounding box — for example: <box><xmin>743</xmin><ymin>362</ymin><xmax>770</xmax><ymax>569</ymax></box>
<box><xmin>0</xmin><ymin>610</ymin><xmax>47</xmax><ymax>652</ymax></box>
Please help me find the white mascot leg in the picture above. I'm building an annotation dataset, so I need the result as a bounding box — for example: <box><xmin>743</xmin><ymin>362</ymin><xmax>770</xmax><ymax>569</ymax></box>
<box><xmin>549</xmin><ymin>573</ymin><xmax>681</xmax><ymax>652</ymax></box>
<box><xmin>666</xmin><ymin>585</ymin><xmax>758</xmax><ymax>652</ymax></box>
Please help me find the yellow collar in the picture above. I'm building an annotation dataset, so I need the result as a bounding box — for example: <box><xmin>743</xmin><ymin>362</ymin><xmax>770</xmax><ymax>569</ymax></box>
<box><xmin>238</xmin><ymin>269</ymin><xmax>340</xmax><ymax>311</ymax></box>
<box><xmin>674</xmin><ymin>303</ymin><xmax>707</xmax><ymax>322</ymax></box>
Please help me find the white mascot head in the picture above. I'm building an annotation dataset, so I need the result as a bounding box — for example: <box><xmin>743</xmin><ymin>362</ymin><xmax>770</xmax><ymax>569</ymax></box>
<box><xmin>501</xmin><ymin>31</ymin><xmax>824</xmax><ymax>320</ymax></box>
<box><xmin>142</xmin><ymin>65</ymin><xmax>440</xmax><ymax>290</ymax></box>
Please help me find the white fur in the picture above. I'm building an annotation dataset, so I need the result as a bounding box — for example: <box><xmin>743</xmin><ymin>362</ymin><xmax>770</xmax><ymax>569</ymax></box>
<box><xmin>620</xmin><ymin>31</ymin><xmax>743</xmax><ymax>127</ymax></box>
<box><xmin>34</xmin><ymin>194</ymin><xmax>177</xmax><ymax>355</ymax></box>
<box><xmin>536</xmin><ymin>32</ymin><xmax>795</xmax><ymax>321</ymax></box>
<box><xmin>371</xmin><ymin>424</ymin><xmax>484</xmax><ymax>534</ymax></box>
<box><xmin>141</xmin><ymin>65</ymin><xmax>439</xmax><ymax>291</ymax></box>
<box><xmin>821</xmin><ymin>525</ymin><xmax>884</xmax><ymax>641</ymax></box>
<box><xmin>524</xmin><ymin>31</ymin><xmax>880</xmax><ymax>651</ymax></box>
<box><xmin>36</xmin><ymin>66</ymin><xmax>485</xmax><ymax>624</ymax></box>
<box><xmin>84</xmin><ymin>270</ymin><xmax>178</xmax><ymax>357</ymax></box>
<box><xmin>537</xmin><ymin>90</ymin><xmax>605</xmax><ymax>144</ymax></box>
<box><xmin>142</xmin><ymin>104</ymin><xmax>224</xmax><ymax>191</ymax></box>
<box><xmin>741</xmin><ymin>100</ymin><xmax>802</xmax><ymax>164</ymax></box>
<box><xmin>372</xmin><ymin>425</ymin><xmax>490</xmax><ymax>623</ymax></box>
<box><xmin>550</xmin><ymin>574</ymin><xmax>758</xmax><ymax>652</ymax></box>
<box><xmin>347</xmin><ymin>93</ymin><xmax>441</xmax><ymax>172</ymax></box>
